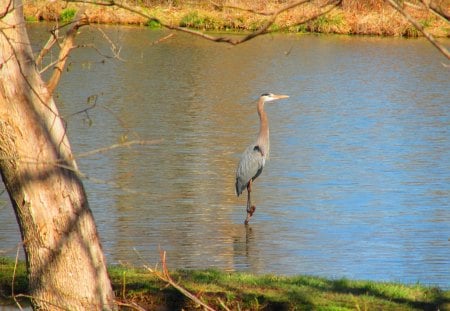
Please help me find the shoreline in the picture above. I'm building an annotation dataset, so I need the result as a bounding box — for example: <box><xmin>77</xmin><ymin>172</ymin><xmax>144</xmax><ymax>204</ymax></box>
<box><xmin>1</xmin><ymin>257</ymin><xmax>449</xmax><ymax>310</ymax></box>
<box><xmin>23</xmin><ymin>1</ymin><xmax>449</xmax><ymax>38</ymax></box>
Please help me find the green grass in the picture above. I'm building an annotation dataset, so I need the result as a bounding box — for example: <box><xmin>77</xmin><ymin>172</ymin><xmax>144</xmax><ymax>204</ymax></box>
<box><xmin>307</xmin><ymin>12</ymin><xmax>348</xmax><ymax>34</ymax></box>
<box><xmin>24</xmin><ymin>15</ymin><xmax>38</xmax><ymax>22</ymax></box>
<box><xmin>146</xmin><ymin>19</ymin><xmax>161</xmax><ymax>29</ymax></box>
<box><xmin>59</xmin><ymin>8</ymin><xmax>77</xmax><ymax>23</ymax></box>
<box><xmin>1</xmin><ymin>257</ymin><xmax>449</xmax><ymax>310</ymax></box>
<box><xmin>179</xmin><ymin>11</ymin><xmax>222</xmax><ymax>30</ymax></box>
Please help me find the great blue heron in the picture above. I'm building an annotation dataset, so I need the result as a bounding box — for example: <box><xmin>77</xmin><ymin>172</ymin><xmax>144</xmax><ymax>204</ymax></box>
<box><xmin>235</xmin><ymin>93</ymin><xmax>289</xmax><ymax>225</ymax></box>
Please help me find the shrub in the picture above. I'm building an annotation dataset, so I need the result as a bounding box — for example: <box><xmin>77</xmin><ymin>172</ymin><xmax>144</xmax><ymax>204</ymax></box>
<box><xmin>147</xmin><ymin>19</ymin><xmax>161</xmax><ymax>28</ymax></box>
<box><xmin>60</xmin><ymin>8</ymin><xmax>76</xmax><ymax>23</ymax></box>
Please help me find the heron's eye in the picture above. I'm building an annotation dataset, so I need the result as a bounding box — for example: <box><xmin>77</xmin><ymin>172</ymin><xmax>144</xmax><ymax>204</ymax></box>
<box><xmin>260</xmin><ymin>93</ymin><xmax>270</xmax><ymax>97</ymax></box>
<box><xmin>253</xmin><ymin>145</ymin><xmax>262</xmax><ymax>153</ymax></box>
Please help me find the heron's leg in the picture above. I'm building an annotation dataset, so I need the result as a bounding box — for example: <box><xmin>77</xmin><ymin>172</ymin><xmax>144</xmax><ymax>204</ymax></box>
<box><xmin>246</xmin><ymin>181</ymin><xmax>251</xmax><ymax>211</ymax></box>
<box><xmin>245</xmin><ymin>180</ymin><xmax>256</xmax><ymax>225</ymax></box>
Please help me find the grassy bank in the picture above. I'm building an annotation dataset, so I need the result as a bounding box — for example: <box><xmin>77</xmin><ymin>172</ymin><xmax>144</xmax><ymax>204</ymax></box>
<box><xmin>23</xmin><ymin>0</ymin><xmax>449</xmax><ymax>37</ymax></box>
<box><xmin>1</xmin><ymin>257</ymin><xmax>449</xmax><ymax>310</ymax></box>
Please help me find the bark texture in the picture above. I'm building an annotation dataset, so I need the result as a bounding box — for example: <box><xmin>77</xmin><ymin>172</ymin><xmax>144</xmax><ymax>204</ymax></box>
<box><xmin>0</xmin><ymin>1</ymin><xmax>115</xmax><ymax>309</ymax></box>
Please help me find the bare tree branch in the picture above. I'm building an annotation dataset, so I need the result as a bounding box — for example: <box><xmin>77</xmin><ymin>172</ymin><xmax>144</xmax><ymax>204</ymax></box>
<box><xmin>76</xmin><ymin>139</ymin><xmax>164</xmax><ymax>158</ymax></box>
<box><xmin>152</xmin><ymin>33</ymin><xmax>174</xmax><ymax>45</ymax></box>
<box><xmin>225</xmin><ymin>0</ymin><xmax>314</xmax><ymax>45</ymax></box>
<box><xmin>46</xmin><ymin>9</ymin><xmax>89</xmax><ymax>96</ymax></box>
<box><xmin>38</xmin><ymin>24</ymin><xmax>124</xmax><ymax>73</ymax></box>
<box><xmin>35</xmin><ymin>27</ymin><xmax>58</xmax><ymax>67</ymax></box>
<box><xmin>423</xmin><ymin>0</ymin><xmax>450</xmax><ymax>21</ymax></box>
<box><xmin>0</xmin><ymin>0</ymin><xmax>13</xmax><ymax>19</ymax></box>
<box><xmin>404</xmin><ymin>1</ymin><xmax>449</xmax><ymax>23</ymax></box>
<box><xmin>67</xmin><ymin>0</ymin><xmax>341</xmax><ymax>45</ymax></box>
<box><xmin>95</xmin><ymin>26</ymin><xmax>125</xmax><ymax>61</ymax></box>
<box><xmin>284</xmin><ymin>0</ymin><xmax>343</xmax><ymax>31</ymax></box>
<box><xmin>385</xmin><ymin>0</ymin><xmax>450</xmax><ymax>59</ymax></box>
<box><xmin>209</xmin><ymin>1</ymin><xmax>274</xmax><ymax>16</ymax></box>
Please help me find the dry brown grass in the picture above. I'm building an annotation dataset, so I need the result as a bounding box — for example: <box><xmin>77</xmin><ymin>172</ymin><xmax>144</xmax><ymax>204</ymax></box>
<box><xmin>22</xmin><ymin>0</ymin><xmax>449</xmax><ymax>37</ymax></box>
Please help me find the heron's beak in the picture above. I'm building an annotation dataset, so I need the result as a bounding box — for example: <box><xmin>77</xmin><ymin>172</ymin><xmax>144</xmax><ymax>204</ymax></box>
<box><xmin>274</xmin><ymin>94</ymin><xmax>289</xmax><ymax>100</ymax></box>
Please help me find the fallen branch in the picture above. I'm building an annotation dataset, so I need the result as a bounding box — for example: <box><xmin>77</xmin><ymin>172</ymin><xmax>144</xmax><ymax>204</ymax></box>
<box><xmin>137</xmin><ymin>249</ymin><xmax>217</xmax><ymax>311</ymax></box>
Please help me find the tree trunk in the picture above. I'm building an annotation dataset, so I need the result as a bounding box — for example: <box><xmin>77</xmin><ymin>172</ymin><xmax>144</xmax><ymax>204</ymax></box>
<box><xmin>0</xmin><ymin>1</ymin><xmax>116</xmax><ymax>310</ymax></box>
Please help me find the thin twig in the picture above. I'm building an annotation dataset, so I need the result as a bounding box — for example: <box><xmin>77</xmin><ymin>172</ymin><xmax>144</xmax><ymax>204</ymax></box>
<box><xmin>209</xmin><ymin>1</ymin><xmax>273</xmax><ymax>16</ymax></box>
<box><xmin>285</xmin><ymin>0</ymin><xmax>342</xmax><ymax>30</ymax></box>
<box><xmin>76</xmin><ymin>139</ymin><xmax>163</xmax><ymax>158</ymax></box>
<box><xmin>36</xmin><ymin>27</ymin><xmax>58</xmax><ymax>67</ymax></box>
<box><xmin>0</xmin><ymin>136</ymin><xmax>161</xmax><ymax>194</ymax></box>
<box><xmin>12</xmin><ymin>244</ymin><xmax>23</xmax><ymax>311</ymax></box>
<box><xmin>152</xmin><ymin>33</ymin><xmax>174</xmax><ymax>45</ymax></box>
<box><xmin>95</xmin><ymin>26</ymin><xmax>125</xmax><ymax>61</ymax></box>
<box><xmin>115</xmin><ymin>300</ymin><xmax>147</xmax><ymax>311</ymax></box>
<box><xmin>421</xmin><ymin>0</ymin><xmax>450</xmax><ymax>22</ymax></box>
<box><xmin>217</xmin><ymin>297</ymin><xmax>232</xmax><ymax>311</ymax></box>
<box><xmin>385</xmin><ymin>0</ymin><xmax>450</xmax><ymax>59</ymax></box>
<box><xmin>39</xmin><ymin>58</ymin><xmax>59</xmax><ymax>74</ymax></box>
<box><xmin>227</xmin><ymin>0</ymin><xmax>313</xmax><ymax>45</ymax></box>
<box><xmin>404</xmin><ymin>1</ymin><xmax>449</xmax><ymax>24</ymax></box>
<box><xmin>14</xmin><ymin>294</ymin><xmax>72</xmax><ymax>311</ymax></box>
<box><xmin>144</xmin><ymin>251</ymin><xmax>217</xmax><ymax>311</ymax></box>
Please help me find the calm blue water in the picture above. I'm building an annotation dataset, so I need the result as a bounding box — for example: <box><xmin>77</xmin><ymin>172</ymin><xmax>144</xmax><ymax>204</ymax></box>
<box><xmin>0</xmin><ymin>25</ymin><xmax>449</xmax><ymax>289</ymax></box>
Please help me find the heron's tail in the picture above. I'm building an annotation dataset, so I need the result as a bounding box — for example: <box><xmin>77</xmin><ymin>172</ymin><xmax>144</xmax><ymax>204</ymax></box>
<box><xmin>235</xmin><ymin>178</ymin><xmax>244</xmax><ymax>197</ymax></box>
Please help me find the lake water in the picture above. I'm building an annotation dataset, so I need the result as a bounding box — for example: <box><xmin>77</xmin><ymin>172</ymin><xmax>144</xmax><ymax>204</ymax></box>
<box><xmin>1</xmin><ymin>24</ymin><xmax>449</xmax><ymax>289</ymax></box>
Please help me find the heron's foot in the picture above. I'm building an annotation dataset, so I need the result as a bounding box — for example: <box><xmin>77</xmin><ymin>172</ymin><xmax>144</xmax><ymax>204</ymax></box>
<box><xmin>244</xmin><ymin>205</ymin><xmax>256</xmax><ymax>225</ymax></box>
<box><xmin>248</xmin><ymin>205</ymin><xmax>256</xmax><ymax>216</ymax></box>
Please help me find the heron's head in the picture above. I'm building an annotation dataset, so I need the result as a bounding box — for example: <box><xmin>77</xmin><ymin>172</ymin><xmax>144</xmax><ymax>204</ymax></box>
<box><xmin>260</xmin><ymin>93</ymin><xmax>289</xmax><ymax>102</ymax></box>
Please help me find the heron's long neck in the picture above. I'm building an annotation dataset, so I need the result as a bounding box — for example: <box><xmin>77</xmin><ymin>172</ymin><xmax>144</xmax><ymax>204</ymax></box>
<box><xmin>256</xmin><ymin>99</ymin><xmax>269</xmax><ymax>152</ymax></box>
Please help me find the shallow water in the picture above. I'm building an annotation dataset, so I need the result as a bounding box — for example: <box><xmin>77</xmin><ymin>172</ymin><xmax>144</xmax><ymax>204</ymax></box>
<box><xmin>1</xmin><ymin>24</ymin><xmax>449</xmax><ymax>289</ymax></box>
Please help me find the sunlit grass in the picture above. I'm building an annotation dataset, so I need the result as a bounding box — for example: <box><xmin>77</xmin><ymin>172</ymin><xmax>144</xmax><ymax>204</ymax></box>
<box><xmin>1</xmin><ymin>258</ymin><xmax>449</xmax><ymax>310</ymax></box>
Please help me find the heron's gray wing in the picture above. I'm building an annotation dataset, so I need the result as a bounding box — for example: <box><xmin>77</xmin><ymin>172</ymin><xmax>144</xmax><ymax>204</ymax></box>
<box><xmin>235</xmin><ymin>144</ymin><xmax>265</xmax><ymax>196</ymax></box>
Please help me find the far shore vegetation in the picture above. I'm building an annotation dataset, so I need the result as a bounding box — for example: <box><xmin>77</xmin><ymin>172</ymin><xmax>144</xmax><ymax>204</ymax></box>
<box><xmin>1</xmin><ymin>257</ymin><xmax>449</xmax><ymax>310</ymax></box>
<box><xmin>23</xmin><ymin>0</ymin><xmax>449</xmax><ymax>37</ymax></box>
